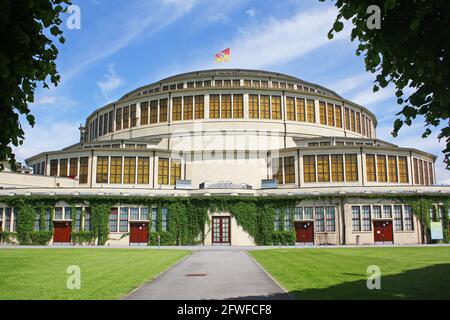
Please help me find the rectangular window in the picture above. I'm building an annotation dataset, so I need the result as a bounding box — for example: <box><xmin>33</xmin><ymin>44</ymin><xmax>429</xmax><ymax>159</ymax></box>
<box><xmin>376</xmin><ymin>155</ymin><xmax>387</xmax><ymax>182</ymax></box>
<box><xmin>98</xmin><ymin>115</ymin><xmax>103</xmax><ymax>137</ymax></box>
<box><xmin>394</xmin><ymin>205</ymin><xmax>403</xmax><ymax>231</ymax></box>
<box><xmin>260</xmin><ymin>95</ymin><xmax>270</xmax><ymax>119</ymax></box>
<box><xmin>172</xmin><ymin>97</ymin><xmax>182</xmax><ymax>121</ymax></box>
<box><xmin>149</xmin><ymin>100</ymin><xmax>158</xmax><ymax>124</ymax></box>
<box><xmin>388</xmin><ymin>156</ymin><xmax>398</xmax><ymax>182</ymax></box>
<box><xmin>130</xmin><ymin>207</ymin><xmax>139</xmax><ymax>221</ymax></box>
<box><xmin>424</xmin><ymin>161</ymin><xmax>429</xmax><ymax>185</ymax></box>
<box><xmin>306</xmin><ymin>99</ymin><xmax>315</xmax><ymax>123</ymax></box>
<box><xmin>59</xmin><ymin>159</ymin><xmax>68</xmax><ymax>177</ymax></box>
<box><xmin>327</xmin><ymin>103</ymin><xmax>334</xmax><ymax>126</ymax></box>
<box><xmin>55</xmin><ymin>207</ymin><xmax>63</xmax><ymax>220</ymax></box>
<box><xmin>170</xmin><ymin>159</ymin><xmax>181</xmax><ymax>185</ymax></box>
<box><xmin>151</xmin><ymin>208</ymin><xmax>158</xmax><ymax>232</ymax></box>
<box><xmin>325</xmin><ymin>207</ymin><xmax>335</xmax><ymax>232</ymax></box>
<box><xmin>116</xmin><ymin>108</ymin><xmax>122</xmax><ymax>130</ymax></box>
<box><xmin>108</xmin><ymin>111</ymin><xmax>114</xmax><ymax>133</ymax></box>
<box><xmin>271</xmin><ymin>96</ymin><xmax>282</xmax><ymax>120</ymax></box>
<box><xmin>345</xmin><ymin>154</ymin><xmax>358</xmax><ymax>182</ymax></box>
<box><xmin>284</xmin><ymin>208</ymin><xmax>292</xmax><ymax>231</ymax></box>
<box><xmin>366</xmin><ymin>154</ymin><xmax>377</xmax><ymax>182</ymax></box>
<box><xmin>350</xmin><ymin>110</ymin><xmax>356</xmax><ymax>132</ymax></box>
<box><xmin>315</xmin><ymin>207</ymin><xmax>325</xmax><ymax>232</ymax></box>
<box><xmin>295</xmin><ymin>207</ymin><xmax>303</xmax><ymax>220</ymax></box>
<box><xmin>74</xmin><ymin>208</ymin><xmax>82</xmax><ymax>232</ymax></box>
<box><xmin>249</xmin><ymin>94</ymin><xmax>259</xmax><ymax>119</ymax></box>
<box><xmin>209</xmin><ymin>94</ymin><xmax>220</xmax><ymax>119</ymax></box>
<box><xmin>362</xmin><ymin>205</ymin><xmax>371</xmax><ymax>231</ymax></box>
<box><xmin>296</xmin><ymin>98</ymin><xmax>306</xmax><ymax>122</ymax></box>
<box><xmin>124</xmin><ymin>157</ymin><xmax>136</xmax><ymax>184</ymax></box>
<box><xmin>123</xmin><ymin>106</ymin><xmax>130</xmax><ymax>129</ymax></box>
<box><xmin>335</xmin><ymin>106</ymin><xmax>342</xmax><ymax>128</ymax></box>
<box><xmin>361</xmin><ymin>115</ymin><xmax>366</xmax><ymax>136</ymax></box>
<box><xmin>319</xmin><ymin>101</ymin><xmax>327</xmax><ymax>125</ymax></box>
<box><xmin>141</xmin><ymin>102</ymin><xmax>149</xmax><ymax>125</ymax></box>
<box><xmin>428</xmin><ymin>162</ymin><xmax>434</xmax><ymax>185</ymax></box>
<box><xmin>272</xmin><ymin>158</ymin><xmax>283</xmax><ymax>185</ymax></box>
<box><xmin>304</xmin><ymin>207</ymin><xmax>313</xmax><ymax>220</ymax></box>
<box><xmin>331</xmin><ymin>154</ymin><xmax>344</xmax><ymax>182</ymax></box>
<box><xmin>344</xmin><ymin>108</ymin><xmax>350</xmax><ymax>130</ymax></box>
<box><xmin>413</xmin><ymin>158</ymin><xmax>419</xmax><ymax>184</ymax></box>
<box><xmin>352</xmin><ymin>206</ymin><xmax>361</xmax><ymax>231</ymax></box>
<box><xmin>383</xmin><ymin>205</ymin><xmax>392</xmax><ymax>218</ymax></box>
<box><xmin>161</xmin><ymin>208</ymin><xmax>168</xmax><ymax>232</ymax></box>
<box><xmin>109</xmin><ymin>209</ymin><xmax>118</xmax><ymax>233</ymax></box>
<box><xmin>232</xmin><ymin>94</ymin><xmax>243</xmax><ymax>118</ymax></box>
<box><xmin>286</xmin><ymin>97</ymin><xmax>295</xmax><ymax>121</ymax></box>
<box><xmin>109</xmin><ymin>156</ymin><xmax>122</xmax><ymax>184</ymax></box>
<box><xmin>303</xmin><ymin>155</ymin><xmax>316</xmax><ymax>183</ymax></box>
<box><xmin>69</xmin><ymin>158</ymin><xmax>78</xmax><ymax>177</ymax></box>
<box><xmin>65</xmin><ymin>207</ymin><xmax>71</xmax><ymax>220</ymax></box>
<box><xmin>183</xmin><ymin>96</ymin><xmax>193</xmax><ymax>120</ymax></box>
<box><xmin>373</xmin><ymin>205</ymin><xmax>382</xmax><ymax>219</ymax></box>
<box><xmin>50</xmin><ymin>159</ymin><xmax>58</xmax><ymax>176</ymax></box>
<box><xmin>83</xmin><ymin>208</ymin><xmax>91</xmax><ymax>231</ymax></box>
<box><xmin>79</xmin><ymin>157</ymin><xmax>88</xmax><ymax>184</ymax></box>
<box><xmin>96</xmin><ymin>156</ymin><xmax>108</xmax><ymax>183</ymax></box>
<box><xmin>137</xmin><ymin>157</ymin><xmax>149</xmax><ymax>184</ymax></box>
<box><xmin>356</xmin><ymin>112</ymin><xmax>361</xmax><ymax>133</ymax></box>
<box><xmin>418</xmin><ymin>159</ymin><xmax>424</xmax><ymax>185</ymax></box>
<box><xmin>34</xmin><ymin>211</ymin><xmax>40</xmax><ymax>231</ymax></box>
<box><xmin>130</xmin><ymin>104</ymin><xmax>137</xmax><ymax>127</ymax></box>
<box><xmin>141</xmin><ymin>207</ymin><xmax>149</xmax><ymax>221</ymax></box>
<box><xmin>317</xmin><ymin>155</ymin><xmax>330</xmax><ymax>182</ymax></box>
<box><xmin>274</xmin><ymin>208</ymin><xmax>281</xmax><ymax>231</ymax></box>
<box><xmin>158</xmin><ymin>158</ymin><xmax>169</xmax><ymax>185</ymax></box>
<box><xmin>404</xmin><ymin>205</ymin><xmax>414</xmax><ymax>231</ymax></box>
<box><xmin>398</xmin><ymin>156</ymin><xmax>409</xmax><ymax>183</ymax></box>
<box><xmin>221</xmin><ymin>94</ymin><xmax>232</xmax><ymax>119</ymax></box>
<box><xmin>284</xmin><ymin>156</ymin><xmax>295</xmax><ymax>184</ymax></box>
<box><xmin>159</xmin><ymin>99</ymin><xmax>168</xmax><ymax>122</ymax></box>
<box><xmin>119</xmin><ymin>208</ymin><xmax>129</xmax><ymax>232</ymax></box>
<box><xmin>195</xmin><ymin>95</ymin><xmax>205</xmax><ymax>119</ymax></box>
<box><xmin>233</xmin><ymin>79</ymin><xmax>241</xmax><ymax>87</ymax></box>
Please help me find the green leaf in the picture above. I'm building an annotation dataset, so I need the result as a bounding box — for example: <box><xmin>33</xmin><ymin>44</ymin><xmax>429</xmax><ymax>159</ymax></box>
<box><xmin>333</xmin><ymin>21</ymin><xmax>344</xmax><ymax>32</ymax></box>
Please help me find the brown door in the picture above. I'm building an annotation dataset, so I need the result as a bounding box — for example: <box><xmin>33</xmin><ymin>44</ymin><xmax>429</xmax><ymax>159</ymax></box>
<box><xmin>130</xmin><ymin>223</ymin><xmax>148</xmax><ymax>244</ymax></box>
<box><xmin>295</xmin><ymin>221</ymin><xmax>314</xmax><ymax>243</ymax></box>
<box><xmin>53</xmin><ymin>222</ymin><xmax>71</xmax><ymax>243</ymax></box>
<box><xmin>212</xmin><ymin>217</ymin><xmax>231</xmax><ymax>244</ymax></box>
<box><xmin>373</xmin><ymin>220</ymin><xmax>394</xmax><ymax>243</ymax></box>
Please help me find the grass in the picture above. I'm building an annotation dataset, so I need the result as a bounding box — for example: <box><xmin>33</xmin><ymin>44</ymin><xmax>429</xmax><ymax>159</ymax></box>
<box><xmin>0</xmin><ymin>248</ymin><xmax>190</xmax><ymax>300</ymax></box>
<box><xmin>250</xmin><ymin>247</ymin><xmax>450</xmax><ymax>299</ymax></box>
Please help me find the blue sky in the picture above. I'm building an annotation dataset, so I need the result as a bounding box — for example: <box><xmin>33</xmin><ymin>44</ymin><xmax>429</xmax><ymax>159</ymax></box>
<box><xmin>14</xmin><ymin>0</ymin><xmax>449</xmax><ymax>183</ymax></box>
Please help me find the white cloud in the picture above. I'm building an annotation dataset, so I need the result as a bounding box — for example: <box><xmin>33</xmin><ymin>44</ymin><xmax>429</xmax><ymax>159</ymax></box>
<box><xmin>325</xmin><ymin>73</ymin><xmax>374</xmax><ymax>96</ymax></box>
<box><xmin>245</xmin><ymin>8</ymin><xmax>256</xmax><ymax>17</ymax></box>
<box><xmin>97</xmin><ymin>64</ymin><xmax>123</xmax><ymax>101</ymax></box>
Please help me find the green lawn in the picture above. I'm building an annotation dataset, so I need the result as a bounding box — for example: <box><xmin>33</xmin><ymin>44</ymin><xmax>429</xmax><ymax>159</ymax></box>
<box><xmin>0</xmin><ymin>249</ymin><xmax>190</xmax><ymax>300</ymax></box>
<box><xmin>250</xmin><ymin>247</ymin><xmax>450</xmax><ymax>299</ymax></box>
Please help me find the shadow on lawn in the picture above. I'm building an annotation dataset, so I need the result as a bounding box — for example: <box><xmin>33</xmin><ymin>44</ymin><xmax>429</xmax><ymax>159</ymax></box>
<box><xmin>288</xmin><ymin>263</ymin><xmax>450</xmax><ymax>300</ymax></box>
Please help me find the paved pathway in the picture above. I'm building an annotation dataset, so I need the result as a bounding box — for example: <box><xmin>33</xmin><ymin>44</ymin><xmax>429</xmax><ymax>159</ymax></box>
<box><xmin>124</xmin><ymin>250</ymin><xmax>291</xmax><ymax>300</ymax></box>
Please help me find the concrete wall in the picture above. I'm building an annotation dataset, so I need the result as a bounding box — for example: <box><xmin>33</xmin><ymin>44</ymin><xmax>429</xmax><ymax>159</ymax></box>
<box><xmin>0</xmin><ymin>172</ymin><xmax>79</xmax><ymax>189</ymax></box>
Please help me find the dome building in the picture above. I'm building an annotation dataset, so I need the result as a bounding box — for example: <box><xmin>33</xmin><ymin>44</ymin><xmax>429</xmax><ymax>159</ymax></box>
<box><xmin>0</xmin><ymin>69</ymin><xmax>448</xmax><ymax>246</ymax></box>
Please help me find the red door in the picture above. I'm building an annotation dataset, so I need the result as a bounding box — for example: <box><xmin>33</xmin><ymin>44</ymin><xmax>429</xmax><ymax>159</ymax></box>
<box><xmin>130</xmin><ymin>223</ymin><xmax>148</xmax><ymax>244</ymax></box>
<box><xmin>212</xmin><ymin>217</ymin><xmax>231</xmax><ymax>244</ymax></box>
<box><xmin>295</xmin><ymin>221</ymin><xmax>314</xmax><ymax>243</ymax></box>
<box><xmin>373</xmin><ymin>220</ymin><xmax>393</xmax><ymax>243</ymax></box>
<box><xmin>53</xmin><ymin>222</ymin><xmax>71</xmax><ymax>243</ymax></box>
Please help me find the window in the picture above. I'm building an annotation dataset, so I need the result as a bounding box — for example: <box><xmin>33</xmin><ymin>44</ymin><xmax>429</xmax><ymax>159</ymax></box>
<box><xmin>55</xmin><ymin>207</ymin><xmax>63</xmax><ymax>220</ymax></box>
<box><xmin>366</xmin><ymin>154</ymin><xmax>376</xmax><ymax>182</ymax></box>
<box><xmin>151</xmin><ymin>208</ymin><xmax>158</xmax><ymax>232</ymax></box>
<box><xmin>418</xmin><ymin>159</ymin><xmax>424</xmax><ymax>185</ymax></box>
<box><xmin>233</xmin><ymin>94</ymin><xmax>243</xmax><ymax>118</ymax></box>
<box><xmin>398</xmin><ymin>157</ymin><xmax>409</xmax><ymax>183</ymax></box>
<box><xmin>361</xmin><ymin>115</ymin><xmax>366</xmax><ymax>136</ymax></box>
<box><xmin>271</xmin><ymin>81</ymin><xmax>278</xmax><ymax>88</ymax></box>
<box><xmin>388</xmin><ymin>156</ymin><xmax>398</xmax><ymax>182</ymax></box>
<box><xmin>284</xmin><ymin>156</ymin><xmax>295</xmax><ymax>184</ymax></box>
<box><xmin>130</xmin><ymin>207</ymin><xmax>140</xmax><ymax>220</ymax></box>
<box><xmin>233</xmin><ymin>79</ymin><xmax>241</xmax><ymax>87</ymax></box>
<box><xmin>69</xmin><ymin>158</ymin><xmax>78</xmax><ymax>177</ymax></box>
<box><xmin>65</xmin><ymin>207</ymin><xmax>71</xmax><ymax>220</ymax></box>
<box><xmin>108</xmin><ymin>111</ymin><xmax>113</xmax><ymax>133</ymax></box>
<box><xmin>356</xmin><ymin>112</ymin><xmax>361</xmax><ymax>133</ymax></box>
<box><xmin>183</xmin><ymin>96</ymin><xmax>193</xmax><ymax>120</ymax></box>
<box><xmin>34</xmin><ymin>211</ymin><xmax>40</xmax><ymax>231</ymax></box>
<box><xmin>286</xmin><ymin>97</ymin><xmax>295</xmax><ymax>121</ymax></box>
<box><xmin>109</xmin><ymin>209</ymin><xmax>118</xmax><ymax>232</ymax></box>
<box><xmin>335</xmin><ymin>106</ymin><xmax>342</xmax><ymax>128</ymax></box>
<box><xmin>141</xmin><ymin>102</ymin><xmax>149</xmax><ymax>125</ymax></box>
<box><xmin>424</xmin><ymin>161</ymin><xmax>429</xmax><ymax>185</ymax></box>
<box><xmin>413</xmin><ymin>158</ymin><xmax>419</xmax><ymax>184</ymax></box>
<box><xmin>274</xmin><ymin>208</ymin><xmax>281</xmax><ymax>231</ymax></box>
<box><xmin>317</xmin><ymin>155</ymin><xmax>330</xmax><ymax>182</ymax></box>
<box><xmin>79</xmin><ymin>157</ymin><xmax>88</xmax><ymax>184</ymax></box>
<box><xmin>50</xmin><ymin>159</ymin><xmax>58</xmax><ymax>176</ymax></box>
<box><xmin>376</xmin><ymin>155</ymin><xmax>387</xmax><ymax>182</ymax></box>
<box><xmin>303</xmin><ymin>155</ymin><xmax>316</xmax><ymax>182</ymax></box>
<box><xmin>272</xmin><ymin>96</ymin><xmax>282</xmax><ymax>120</ymax></box>
<box><xmin>296</xmin><ymin>98</ymin><xmax>306</xmax><ymax>122</ymax></box>
<box><xmin>170</xmin><ymin>159</ymin><xmax>181</xmax><ymax>185</ymax></box>
<box><xmin>59</xmin><ymin>159</ymin><xmax>68</xmax><ymax>177</ymax></box>
<box><xmin>159</xmin><ymin>99</ymin><xmax>168</xmax><ymax>122</ymax></box>
<box><xmin>123</xmin><ymin>106</ymin><xmax>130</xmax><ymax>129</ymax></box>
<box><xmin>4</xmin><ymin>208</ymin><xmax>11</xmax><ymax>231</ymax></box>
<box><xmin>215</xmin><ymin>80</ymin><xmax>223</xmax><ymax>87</ymax></box>
<box><xmin>96</xmin><ymin>156</ymin><xmax>108</xmax><ymax>183</ymax></box>
<box><xmin>137</xmin><ymin>157</ymin><xmax>149</xmax><ymax>184</ymax></box>
<box><xmin>325</xmin><ymin>207</ymin><xmax>335</xmax><ymax>232</ymax></box>
<box><xmin>304</xmin><ymin>207</ymin><xmax>313</xmax><ymax>220</ymax></box>
<box><xmin>345</xmin><ymin>154</ymin><xmax>358</xmax><ymax>182</ymax></box>
<box><xmin>253</xmin><ymin>80</ymin><xmax>260</xmax><ymax>87</ymax></box>
<box><xmin>344</xmin><ymin>108</ymin><xmax>350</xmax><ymax>130</ymax></box>
<box><xmin>331</xmin><ymin>154</ymin><xmax>344</xmax><ymax>182</ymax></box>
<box><xmin>221</xmin><ymin>94</ymin><xmax>232</xmax><ymax>119</ymax></box>
<box><xmin>209</xmin><ymin>94</ymin><xmax>220</xmax><ymax>119</ymax></box>
<box><xmin>172</xmin><ymin>97</ymin><xmax>182</xmax><ymax>121</ymax></box>
<box><xmin>124</xmin><ymin>157</ymin><xmax>136</xmax><ymax>184</ymax></box>
<box><xmin>319</xmin><ymin>102</ymin><xmax>327</xmax><ymax>125</ymax></box>
<box><xmin>98</xmin><ymin>115</ymin><xmax>103</xmax><ymax>136</ymax></box>
<box><xmin>84</xmin><ymin>208</ymin><xmax>91</xmax><ymax>231</ymax></box>
<box><xmin>394</xmin><ymin>205</ymin><xmax>403</xmax><ymax>231</ymax></box>
<box><xmin>195</xmin><ymin>95</ymin><xmax>205</xmax><ymax>119</ymax></box>
<box><xmin>249</xmin><ymin>94</ymin><xmax>259</xmax><ymax>119</ymax></box>
<box><xmin>315</xmin><ymin>207</ymin><xmax>325</xmax><ymax>232</ymax></box>
<box><xmin>110</xmin><ymin>157</ymin><xmax>122</xmax><ymax>184</ymax></box>
<box><xmin>116</xmin><ymin>108</ymin><xmax>122</xmax><ymax>130</ymax></box>
<box><xmin>260</xmin><ymin>95</ymin><xmax>270</xmax><ymax>119</ymax></box>
<box><xmin>404</xmin><ymin>205</ymin><xmax>414</xmax><ymax>230</ymax></box>
<box><xmin>352</xmin><ymin>206</ymin><xmax>361</xmax><ymax>231</ymax></box>
<box><xmin>362</xmin><ymin>206</ymin><xmax>371</xmax><ymax>231</ymax></box>
<box><xmin>295</xmin><ymin>207</ymin><xmax>303</xmax><ymax>220</ymax></box>
<box><xmin>428</xmin><ymin>162</ymin><xmax>434</xmax><ymax>185</ymax></box>
<box><xmin>306</xmin><ymin>99</ymin><xmax>315</xmax><ymax>123</ymax></box>
<box><xmin>284</xmin><ymin>208</ymin><xmax>292</xmax><ymax>231</ymax></box>
<box><xmin>74</xmin><ymin>208</ymin><xmax>82</xmax><ymax>232</ymax></box>
<box><xmin>383</xmin><ymin>205</ymin><xmax>392</xmax><ymax>218</ymax></box>
<box><xmin>161</xmin><ymin>208</ymin><xmax>168</xmax><ymax>231</ymax></box>
<box><xmin>373</xmin><ymin>205</ymin><xmax>382</xmax><ymax>219</ymax></box>
<box><xmin>350</xmin><ymin>110</ymin><xmax>356</xmax><ymax>131</ymax></box>
<box><xmin>327</xmin><ymin>103</ymin><xmax>334</xmax><ymax>126</ymax></box>
<box><xmin>141</xmin><ymin>207</ymin><xmax>149</xmax><ymax>221</ymax></box>
<box><xmin>148</xmin><ymin>100</ymin><xmax>158</xmax><ymax>124</ymax></box>
<box><xmin>158</xmin><ymin>158</ymin><xmax>169</xmax><ymax>185</ymax></box>
<box><xmin>272</xmin><ymin>158</ymin><xmax>283</xmax><ymax>185</ymax></box>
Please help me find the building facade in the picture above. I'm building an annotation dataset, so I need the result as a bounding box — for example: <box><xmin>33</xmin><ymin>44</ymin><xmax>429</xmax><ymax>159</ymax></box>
<box><xmin>0</xmin><ymin>69</ymin><xmax>448</xmax><ymax>246</ymax></box>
